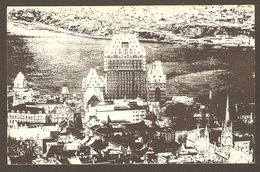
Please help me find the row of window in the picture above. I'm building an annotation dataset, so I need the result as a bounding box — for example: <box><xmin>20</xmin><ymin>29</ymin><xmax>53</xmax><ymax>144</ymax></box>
<box><xmin>108</xmin><ymin>60</ymin><xmax>143</xmax><ymax>65</ymax></box>
<box><xmin>10</xmin><ymin>110</ymin><xmax>43</xmax><ymax>114</ymax></box>
<box><xmin>133</xmin><ymin>114</ymin><xmax>145</xmax><ymax>117</ymax></box>
<box><xmin>9</xmin><ymin>119</ymin><xmax>44</xmax><ymax>124</ymax></box>
<box><xmin>105</xmin><ymin>55</ymin><xmax>144</xmax><ymax>58</ymax></box>
<box><xmin>9</xmin><ymin>114</ymin><xmax>46</xmax><ymax>119</ymax></box>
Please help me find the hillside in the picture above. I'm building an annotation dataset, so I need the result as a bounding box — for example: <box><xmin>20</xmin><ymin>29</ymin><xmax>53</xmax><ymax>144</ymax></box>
<box><xmin>7</xmin><ymin>6</ymin><xmax>255</xmax><ymax>46</ymax></box>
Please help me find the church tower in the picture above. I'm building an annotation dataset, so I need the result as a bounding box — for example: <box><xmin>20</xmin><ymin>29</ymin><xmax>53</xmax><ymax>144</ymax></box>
<box><xmin>221</xmin><ymin>95</ymin><xmax>233</xmax><ymax>148</ymax></box>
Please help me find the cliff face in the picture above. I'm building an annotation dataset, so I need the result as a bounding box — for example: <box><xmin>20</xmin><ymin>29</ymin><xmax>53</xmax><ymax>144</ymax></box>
<box><xmin>7</xmin><ymin>6</ymin><xmax>255</xmax><ymax>41</ymax></box>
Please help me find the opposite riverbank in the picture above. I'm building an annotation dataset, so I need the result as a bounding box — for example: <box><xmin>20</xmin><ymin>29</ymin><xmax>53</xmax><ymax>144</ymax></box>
<box><xmin>8</xmin><ymin>20</ymin><xmax>255</xmax><ymax>50</ymax></box>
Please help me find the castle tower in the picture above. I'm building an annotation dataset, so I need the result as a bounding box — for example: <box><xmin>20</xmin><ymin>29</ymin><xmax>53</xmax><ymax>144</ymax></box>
<box><xmin>147</xmin><ymin>60</ymin><xmax>166</xmax><ymax>103</ymax></box>
<box><xmin>104</xmin><ymin>33</ymin><xmax>146</xmax><ymax>99</ymax></box>
<box><xmin>13</xmin><ymin>72</ymin><xmax>28</xmax><ymax>92</ymax></box>
<box><xmin>221</xmin><ymin>95</ymin><xmax>233</xmax><ymax>148</ymax></box>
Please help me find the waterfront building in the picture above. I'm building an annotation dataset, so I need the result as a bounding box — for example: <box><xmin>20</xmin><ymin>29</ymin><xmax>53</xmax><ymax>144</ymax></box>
<box><xmin>104</xmin><ymin>34</ymin><xmax>146</xmax><ymax>99</ymax></box>
<box><xmin>147</xmin><ymin>60</ymin><xmax>166</xmax><ymax>103</ymax></box>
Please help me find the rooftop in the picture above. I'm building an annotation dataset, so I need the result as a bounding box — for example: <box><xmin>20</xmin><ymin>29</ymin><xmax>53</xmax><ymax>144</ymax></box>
<box><xmin>9</xmin><ymin>104</ymin><xmax>45</xmax><ymax>114</ymax></box>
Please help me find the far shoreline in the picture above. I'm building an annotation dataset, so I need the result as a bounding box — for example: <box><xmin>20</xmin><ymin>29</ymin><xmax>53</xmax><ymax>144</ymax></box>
<box><xmin>7</xmin><ymin>20</ymin><xmax>255</xmax><ymax>50</ymax></box>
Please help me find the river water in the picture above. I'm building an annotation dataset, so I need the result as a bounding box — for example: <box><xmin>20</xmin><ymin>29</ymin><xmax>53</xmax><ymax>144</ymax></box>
<box><xmin>7</xmin><ymin>25</ymin><xmax>255</xmax><ymax>104</ymax></box>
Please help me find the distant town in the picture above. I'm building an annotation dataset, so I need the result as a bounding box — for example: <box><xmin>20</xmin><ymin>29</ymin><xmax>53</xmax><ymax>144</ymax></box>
<box><xmin>7</xmin><ymin>30</ymin><xmax>255</xmax><ymax>164</ymax></box>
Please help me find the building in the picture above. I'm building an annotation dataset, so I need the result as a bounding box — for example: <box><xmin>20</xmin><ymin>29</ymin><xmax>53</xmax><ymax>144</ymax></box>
<box><xmin>50</xmin><ymin>104</ymin><xmax>75</xmax><ymax>123</ymax></box>
<box><xmin>8</xmin><ymin>124</ymin><xmax>59</xmax><ymax>147</ymax></box>
<box><xmin>8</xmin><ymin>104</ymin><xmax>47</xmax><ymax>127</ymax></box>
<box><xmin>238</xmin><ymin>112</ymin><xmax>254</xmax><ymax>125</ymax></box>
<box><xmin>104</xmin><ymin>34</ymin><xmax>146</xmax><ymax>99</ymax></box>
<box><xmin>186</xmin><ymin>125</ymin><xmax>210</xmax><ymax>156</ymax></box>
<box><xmin>233</xmin><ymin>135</ymin><xmax>251</xmax><ymax>154</ymax></box>
<box><xmin>147</xmin><ymin>60</ymin><xmax>166</xmax><ymax>103</ymax></box>
<box><xmin>84</xmin><ymin>99</ymin><xmax>147</xmax><ymax>124</ymax></box>
<box><xmin>12</xmin><ymin>72</ymin><xmax>37</xmax><ymax>106</ymax></box>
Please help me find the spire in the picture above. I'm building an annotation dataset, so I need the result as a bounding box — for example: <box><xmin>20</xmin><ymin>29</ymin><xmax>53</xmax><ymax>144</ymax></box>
<box><xmin>204</xmin><ymin>124</ymin><xmax>209</xmax><ymax>138</ymax></box>
<box><xmin>225</xmin><ymin>95</ymin><xmax>230</xmax><ymax>122</ymax></box>
<box><xmin>196</xmin><ymin>124</ymin><xmax>200</xmax><ymax>138</ymax></box>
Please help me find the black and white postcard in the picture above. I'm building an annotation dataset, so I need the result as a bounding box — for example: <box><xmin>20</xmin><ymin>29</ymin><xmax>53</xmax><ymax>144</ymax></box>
<box><xmin>6</xmin><ymin>5</ymin><xmax>255</xmax><ymax>165</ymax></box>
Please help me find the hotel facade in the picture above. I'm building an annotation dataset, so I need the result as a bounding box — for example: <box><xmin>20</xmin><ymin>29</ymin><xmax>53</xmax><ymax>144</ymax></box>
<box><xmin>104</xmin><ymin>34</ymin><xmax>147</xmax><ymax>99</ymax></box>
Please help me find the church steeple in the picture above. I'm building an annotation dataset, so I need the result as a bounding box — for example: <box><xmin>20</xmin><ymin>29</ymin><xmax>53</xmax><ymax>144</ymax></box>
<box><xmin>225</xmin><ymin>95</ymin><xmax>230</xmax><ymax>122</ymax></box>
<box><xmin>220</xmin><ymin>95</ymin><xmax>233</xmax><ymax>148</ymax></box>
